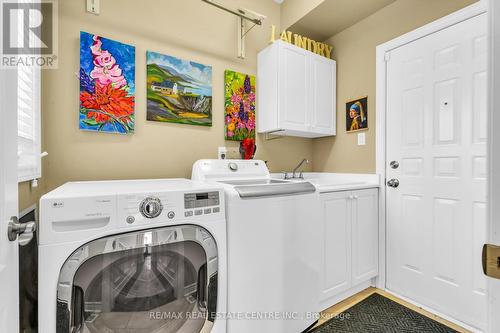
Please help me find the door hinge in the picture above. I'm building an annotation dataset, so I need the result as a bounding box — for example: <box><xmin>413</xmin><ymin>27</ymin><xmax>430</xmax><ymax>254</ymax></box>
<box><xmin>482</xmin><ymin>244</ymin><xmax>500</xmax><ymax>279</ymax></box>
<box><xmin>384</xmin><ymin>52</ymin><xmax>391</xmax><ymax>62</ymax></box>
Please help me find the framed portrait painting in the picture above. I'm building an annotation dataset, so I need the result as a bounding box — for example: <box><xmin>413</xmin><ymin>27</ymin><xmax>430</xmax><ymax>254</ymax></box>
<box><xmin>346</xmin><ymin>96</ymin><xmax>368</xmax><ymax>132</ymax></box>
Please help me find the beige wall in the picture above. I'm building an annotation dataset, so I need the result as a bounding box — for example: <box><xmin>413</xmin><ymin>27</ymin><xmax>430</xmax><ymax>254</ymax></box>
<box><xmin>280</xmin><ymin>0</ymin><xmax>324</xmax><ymax>30</ymax></box>
<box><xmin>19</xmin><ymin>0</ymin><xmax>480</xmax><ymax>211</ymax></box>
<box><xmin>312</xmin><ymin>0</ymin><xmax>478</xmax><ymax>173</ymax></box>
<box><xmin>19</xmin><ymin>0</ymin><xmax>314</xmax><ymax>211</ymax></box>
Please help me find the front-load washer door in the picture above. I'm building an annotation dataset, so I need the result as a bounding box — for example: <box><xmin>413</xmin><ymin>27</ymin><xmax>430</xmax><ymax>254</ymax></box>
<box><xmin>56</xmin><ymin>225</ymin><xmax>218</xmax><ymax>333</ymax></box>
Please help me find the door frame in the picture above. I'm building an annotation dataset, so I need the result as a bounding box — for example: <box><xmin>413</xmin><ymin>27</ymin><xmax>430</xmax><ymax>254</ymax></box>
<box><xmin>375</xmin><ymin>0</ymin><xmax>490</xmax><ymax>330</ymax></box>
<box><xmin>487</xmin><ymin>0</ymin><xmax>500</xmax><ymax>332</ymax></box>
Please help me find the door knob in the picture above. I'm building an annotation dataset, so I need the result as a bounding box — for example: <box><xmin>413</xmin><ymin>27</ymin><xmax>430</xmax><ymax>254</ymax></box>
<box><xmin>387</xmin><ymin>179</ymin><xmax>400</xmax><ymax>188</ymax></box>
<box><xmin>7</xmin><ymin>216</ymin><xmax>36</xmax><ymax>246</ymax></box>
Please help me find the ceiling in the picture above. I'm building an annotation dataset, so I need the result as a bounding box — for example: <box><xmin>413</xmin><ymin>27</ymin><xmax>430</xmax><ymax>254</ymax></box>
<box><xmin>287</xmin><ymin>0</ymin><xmax>396</xmax><ymax>41</ymax></box>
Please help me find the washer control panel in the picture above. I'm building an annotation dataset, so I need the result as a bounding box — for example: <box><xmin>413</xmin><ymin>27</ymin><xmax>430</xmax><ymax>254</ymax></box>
<box><xmin>184</xmin><ymin>191</ymin><xmax>220</xmax><ymax>217</ymax></box>
<box><xmin>184</xmin><ymin>191</ymin><xmax>219</xmax><ymax>208</ymax></box>
<box><xmin>118</xmin><ymin>189</ymin><xmax>223</xmax><ymax>226</ymax></box>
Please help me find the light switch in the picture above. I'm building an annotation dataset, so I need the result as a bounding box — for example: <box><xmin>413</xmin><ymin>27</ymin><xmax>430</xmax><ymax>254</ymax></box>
<box><xmin>86</xmin><ymin>0</ymin><xmax>100</xmax><ymax>15</ymax></box>
<box><xmin>357</xmin><ymin>132</ymin><xmax>366</xmax><ymax>146</ymax></box>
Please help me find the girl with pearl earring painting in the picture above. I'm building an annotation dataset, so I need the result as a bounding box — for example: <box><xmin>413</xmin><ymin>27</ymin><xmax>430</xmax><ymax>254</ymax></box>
<box><xmin>346</xmin><ymin>96</ymin><xmax>368</xmax><ymax>132</ymax></box>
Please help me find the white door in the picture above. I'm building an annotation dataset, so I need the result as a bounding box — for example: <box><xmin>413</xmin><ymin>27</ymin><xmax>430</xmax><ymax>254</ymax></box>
<box><xmin>310</xmin><ymin>53</ymin><xmax>336</xmax><ymax>136</ymax></box>
<box><xmin>0</xmin><ymin>67</ymin><xmax>20</xmax><ymax>330</ymax></box>
<box><xmin>320</xmin><ymin>191</ymin><xmax>352</xmax><ymax>300</ymax></box>
<box><xmin>279</xmin><ymin>42</ymin><xmax>310</xmax><ymax>132</ymax></box>
<box><xmin>352</xmin><ymin>189</ymin><xmax>378</xmax><ymax>285</ymax></box>
<box><xmin>386</xmin><ymin>13</ymin><xmax>487</xmax><ymax>331</ymax></box>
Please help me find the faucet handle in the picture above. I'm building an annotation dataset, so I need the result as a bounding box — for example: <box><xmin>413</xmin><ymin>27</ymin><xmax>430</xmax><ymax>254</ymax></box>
<box><xmin>299</xmin><ymin>171</ymin><xmax>304</xmax><ymax>179</ymax></box>
<box><xmin>282</xmin><ymin>171</ymin><xmax>291</xmax><ymax>180</ymax></box>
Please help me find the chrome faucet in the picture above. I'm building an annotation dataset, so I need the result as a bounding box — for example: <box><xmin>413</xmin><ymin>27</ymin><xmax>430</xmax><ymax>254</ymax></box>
<box><xmin>292</xmin><ymin>158</ymin><xmax>309</xmax><ymax>179</ymax></box>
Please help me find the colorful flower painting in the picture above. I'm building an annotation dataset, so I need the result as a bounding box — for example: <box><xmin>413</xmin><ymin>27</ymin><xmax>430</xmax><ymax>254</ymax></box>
<box><xmin>79</xmin><ymin>32</ymin><xmax>135</xmax><ymax>134</ymax></box>
<box><xmin>224</xmin><ymin>70</ymin><xmax>256</xmax><ymax>141</ymax></box>
<box><xmin>146</xmin><ymin>51</ymin><xmax>212</xmax><ymax>126</ymax></box>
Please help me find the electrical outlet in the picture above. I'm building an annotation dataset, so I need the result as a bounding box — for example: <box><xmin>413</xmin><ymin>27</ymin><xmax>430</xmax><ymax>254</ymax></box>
<box><xmin>86</xmin><ymin>0</ymin><xmax>100</xmax><ymax>15</ymax></box>
<box><xmin>357</xmin><ymin>132</ymin><xmax>366</xmax><ymax>146</ymax></box>
<box><xmin>218</xmin><ymin>147</ymin><xmax>227</xmax><ymax>160</ymax></box>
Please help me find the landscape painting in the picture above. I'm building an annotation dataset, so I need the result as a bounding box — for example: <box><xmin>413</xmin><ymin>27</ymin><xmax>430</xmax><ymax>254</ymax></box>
<box><xmin>146</xmin><ymin>51</ymin><xmax>212</xmax><ymax>126</ymax></box>
<box><xmin>224</xmin><ymin>70</ymin><xmax>256</xmax><ymax>141</ymax></box>
<box><xmin>79</xmin><ymin>31</ymin><xmax>135</xmax><ymax>134</ymax></box>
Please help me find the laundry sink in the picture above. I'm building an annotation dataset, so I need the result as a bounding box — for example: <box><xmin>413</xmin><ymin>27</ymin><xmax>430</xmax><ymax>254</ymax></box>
<box><xmin>270</xmin><ymin>172</ymin><xmax>380</xmax><ymax>192</ymax></box>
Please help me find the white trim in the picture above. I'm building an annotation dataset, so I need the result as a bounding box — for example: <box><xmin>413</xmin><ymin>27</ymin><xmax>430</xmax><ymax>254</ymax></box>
<box><xmin>384</xmin><ymin>288</ymin><xmax>483</xmax><ymax>333</ymax></box>
<box><xmin>319</xmin><ymin>280</ymin><xmax>375</xmax><ymax>313</ymax></box>
<box><xmin>487</xmin><ymin>1</ymin><xmax>500</xmax><ymax>332</ymax></box>
<box><xmin>375</xmin><ymin>0</ymin><xmax>489</xmax><ymax>329</ymax></box>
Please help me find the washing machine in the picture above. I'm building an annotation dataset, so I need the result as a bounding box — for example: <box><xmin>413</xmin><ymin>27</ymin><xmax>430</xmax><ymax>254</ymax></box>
<box><xmin>192</xmin><ymin>160</ymin><xmax>322</xmax><ymax>333</ymax></box>
<box><xmin>38</xmin><ymin>179</ymin><xmax>227</xmax><ymax>333</ymax></box>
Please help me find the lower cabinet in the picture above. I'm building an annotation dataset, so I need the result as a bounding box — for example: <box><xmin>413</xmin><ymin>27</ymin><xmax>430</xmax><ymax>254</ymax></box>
<box><xmin>320</xmin><ymin>188</ymin><xmax>379</xmax><ymax>306</ymax></box>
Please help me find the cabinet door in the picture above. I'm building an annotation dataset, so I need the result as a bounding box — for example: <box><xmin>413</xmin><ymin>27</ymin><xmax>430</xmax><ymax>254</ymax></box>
<box><xmin>310</xmin><ymin>54</ymin><xmax>336</xmax><ymax>136</ymax></box>
<box><xmin>278</xmin><ymin>42</ymin><xmax>310</xmax><ymax>132</ymax></box>
<box><xmin>320</xmin><ymin>191</ymin><xmax>352</xmax><ymax>300</ymax></box>
<box><xmin>352</xmin><ymin>188</ymin><xmax>379</xmax><ymax>285</ymax></box>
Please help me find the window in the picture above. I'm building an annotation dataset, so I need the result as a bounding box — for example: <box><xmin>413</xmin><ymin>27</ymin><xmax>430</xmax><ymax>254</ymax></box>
<box><xmin>15</xmin><ymin>1</ymin><xmax>42</xmax><ymax>183</ymax></box>
<box><xmin>17</xmin><ymin>63</ymin><xmax>41</xmax><ymax>182</ymax></box>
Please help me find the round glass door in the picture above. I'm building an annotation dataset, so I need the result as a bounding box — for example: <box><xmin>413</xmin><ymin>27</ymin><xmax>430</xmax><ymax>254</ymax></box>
<box><xmin>57</xmin><ymin>226</ymin><xmax>218</xmax><ymax>333</ymax></box>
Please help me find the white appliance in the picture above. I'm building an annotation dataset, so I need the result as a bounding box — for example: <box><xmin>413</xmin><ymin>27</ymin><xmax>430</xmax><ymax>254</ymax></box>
<box><xmin>192</xmin><ymin>159</ymin><xmax>321</xmax><ymax>333</ymax></box>
<box><xmin>39</xmin><ymin>179</ymin><xmax>227</xmax><ymax>333</ymax></box>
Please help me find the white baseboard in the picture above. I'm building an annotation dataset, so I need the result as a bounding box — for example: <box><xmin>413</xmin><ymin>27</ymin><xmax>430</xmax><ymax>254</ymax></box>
<box><xmin>385</xmin><ymin>288</ymin><xmax>483</xmax><ymax>333</ymax></box>
<box><xmin>319</xmin><ymin>279</ymin><xmax>374</xmax><ymax>312</ymax></box>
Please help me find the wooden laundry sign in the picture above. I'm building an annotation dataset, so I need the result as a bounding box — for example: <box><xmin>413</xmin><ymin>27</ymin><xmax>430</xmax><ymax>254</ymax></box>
<box><xmin>270</xmin><ymin>25</ymin><xmax>333</xmax><ymax>59</ymax></box>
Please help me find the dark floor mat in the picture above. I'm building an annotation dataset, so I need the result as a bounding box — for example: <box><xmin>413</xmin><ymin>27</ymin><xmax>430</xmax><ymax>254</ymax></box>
<box><xmin>310</xmin><ymin>293</ymin><xmax>460</xmax><ymax>333</ymax></box>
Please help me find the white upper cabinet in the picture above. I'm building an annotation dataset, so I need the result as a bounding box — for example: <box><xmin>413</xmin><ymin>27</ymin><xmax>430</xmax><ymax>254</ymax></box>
<box><xmin>257</xmin><ymin>40</ymin><xmax>336</xmax><ymax>138</ymax></box>
<box><xmin>279</xmin><ymin>42</ymin><xmax>310</xmax><ymax>133</ymax></box>
<box><xmin>310</xmin><ymin>53</ymin><xmax>336</xmax><ymax>136</ymax></box>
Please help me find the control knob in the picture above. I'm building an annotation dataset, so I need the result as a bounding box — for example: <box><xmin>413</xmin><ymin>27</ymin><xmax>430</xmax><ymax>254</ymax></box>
<box><xmin>139</xmin><ymin>197</ymin><xmax>163</xmax><ymax>218</ymax></box>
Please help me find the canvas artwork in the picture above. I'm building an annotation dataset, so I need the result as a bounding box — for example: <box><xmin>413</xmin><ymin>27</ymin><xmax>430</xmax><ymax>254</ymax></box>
<box><xmin>224</xmin><ymin>70</ymin><xmax>256</xmax><ymax>141</ymax></box>
<box><xmin>346</xmin><ymin>96</ymin><xmax>368</xmax><ymax>132</ymax></box>
<box><xmin>79</xmin><ymin>32</ymin><xmax>135</xmax><ymax>134</ymax></box>
<box><xmin>146</xmin><ymin>51</ymin><xmax>212</xmax><ymax>126</ymax></box>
